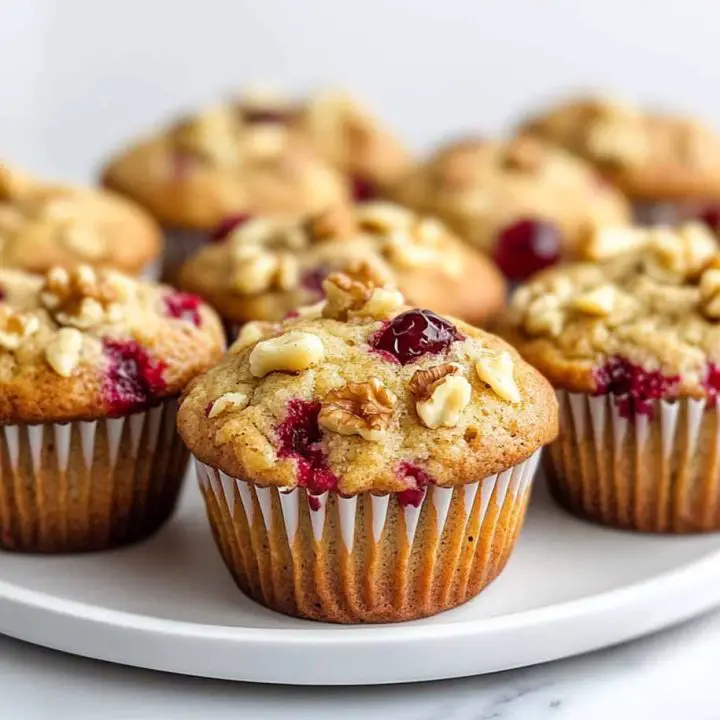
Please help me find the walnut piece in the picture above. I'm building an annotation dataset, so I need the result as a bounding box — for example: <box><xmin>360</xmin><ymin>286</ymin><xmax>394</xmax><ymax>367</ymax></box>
<box><xmin>408</xmin><ymin>363</ymin><xmax>461</xmax><ymax>401</ymax></box>
<box><xmin>0</xmin><ymin>307</ymin><xmax>39</xmax><ymax>350</ymax></box>
<box><xmin>571</xmin><ymin>284</ymin><xmax>617</xmax><ymax>317</ymax></box>
<box><xmin>229</xmin><ymin>321</ymin><xmax>280</xmax><ymax>353</ymax></box>
<box><xmin>475</xmin><ymin>350</ymin><xmax>521</xmax><ymax>403</ymax></box>
<box><xmin>413</xmin><ymin>373</ymin><xmax>472</xmax><ymax>429</ymax></box>
<box><xmin>580</xmin><ymin>225</ymin><xmax>648</xmax><ymax>261</ymax></box>
<box><xmin>322</xmin><ymin>272</ymin><xmax>374</xmax><ymax>320</ymax></box>
<box><xmin>40</xmin><ymin>265</ymin><xmax>129</xmax><ymax>329</ymax></box>
<box><xmin>249</xmin><ymin>330</ymin><xmax>324</xmax><ymax>377</ymax></box>
<box><xmin>230</xmin><ymin>247</ymin><xmax>300</xmax><ymax>294</ymax></box>
<box><xmin>699</xmin><ymin>267</ymin><xmax>720</xmax><ymax>319</ymax></box>
<box><xmin>44</xmin><ymin>327</ymin><xmax>83</xmax><ymax>377</ymax></box>
<box><xmin>208</xmin><ymin>391</ymin><xmax>249</xmax><ymax>418</ymax></box>
<box><xmin>644</xmin><ymin>223</ymin><xmax>717</xmax><ymax>281</ymax></box>
<box><xmin>318</xmin><ymin>377</ymin><xmax>396</xmax><ymax>442</ymax></box>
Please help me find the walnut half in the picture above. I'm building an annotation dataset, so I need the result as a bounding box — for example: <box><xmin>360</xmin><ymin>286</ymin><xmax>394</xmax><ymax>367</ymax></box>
<box><xmin>318</xmin><ymin>377</ymin><xmax>396</xmax><ymax>442</ymax></box>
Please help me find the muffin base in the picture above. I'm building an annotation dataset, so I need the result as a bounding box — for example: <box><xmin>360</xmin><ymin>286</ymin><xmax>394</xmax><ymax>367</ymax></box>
<box><xmin>195</xmin><ymin>451</ymin><xmax>540</xmax><ymax>624</ymax></box>
<box><xmin>0</xmin><ymin>399</ymin><xmax>187</xmax><ymax>553</ymax></box>
<box><xmin>547</xmin><ymin>391</ymin><xmax>720</xmax><ymax>533</ymax></box>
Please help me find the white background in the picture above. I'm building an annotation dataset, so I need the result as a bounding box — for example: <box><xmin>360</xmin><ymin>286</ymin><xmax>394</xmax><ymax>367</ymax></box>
<box><xmin>0</xmin><ymin>0</ymin><xmax>715</xmax><ymax>182</ymax></box>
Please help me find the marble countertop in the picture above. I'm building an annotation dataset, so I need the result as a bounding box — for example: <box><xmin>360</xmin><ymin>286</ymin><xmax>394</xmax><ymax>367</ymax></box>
<box><xmin>2</xmin><ymin>608</ymin><xmax>718</xmax><ymax>719</ymax></box>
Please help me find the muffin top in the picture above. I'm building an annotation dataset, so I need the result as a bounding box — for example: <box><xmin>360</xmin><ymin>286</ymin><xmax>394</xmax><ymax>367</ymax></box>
<box><xmin>520</xmin><ymin>96</ymin><xmax>720</xmax><ymax>202</ymax></box>
<box><xmin>392</xmin><ymin>135</ymin><xmax>630</xmax><ymax>281</ymax></box>
<box><xmin>101</xmin><ymin>102</ymin><xmax>349</xmax><ymax>230</ymax></box>
<box><xmin>0</xmin><ymin>265</ymin><xmax>224</xmax><ymax>424</ymax></box>
<box><xmin>178</xmin><ymin>274</ymin><xmax>557</xmax><ymax>496</ymax></box>
<box><xmin>501</xmin><ymin>222</ymin><xmax>720</xmax><ymax>406</ymax></box>
<box><xmin>177</xmin><ymin>202</ymin><xmax>506</xmax><ymax>327</ymax></box>
<box><xmin>0</xmin><ymin>163</ymin><xmax>162</xmax><ymax>275</ymax></box>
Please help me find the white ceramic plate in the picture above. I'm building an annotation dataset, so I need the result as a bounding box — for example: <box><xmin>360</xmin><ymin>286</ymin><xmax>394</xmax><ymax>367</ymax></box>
<box><xmin>1</xmin><ymin>474</ymin><xmax>720</xmax><ymax>685</ymax></box>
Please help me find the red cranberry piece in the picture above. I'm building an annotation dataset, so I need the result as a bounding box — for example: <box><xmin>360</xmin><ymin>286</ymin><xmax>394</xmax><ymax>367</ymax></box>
<box><xmin>103</xmin><ymin>339</ymin><xmax>167</xmax><ymax>417</ymax></box>
<box><xmin>163</xmin><ymin>292</ymin><xmax>202</xmax><ymax>327</ymax></box>
<box><xmin>351</xmin><ymin>176</ymin><xmax>377</xmax><ymax>202</ymax></box>
<box><xmin>396</xmin><ymin>462</ymin><xmax>434</xmax><ymax>508</ymax></box>
<box><xmin>704</xmin><ymin>363</ymin><xmax>720</xmax><ymax>408</ymax></box>
<box><xmin>276</xmin><ymin>399</ymin><xmax>338</xmax><ymax>494</ymax></box>
<box><xmin>370</xmin><ymin>309</ymin><xmax>463</xmax><ymax>365</ymax></box>
<box><xmin>493</xmin><ymin>219</ymin><xmax>562</xmax><ymax>281</ymax></box>
<box><xmin>696</xmin><ymin>205</ymin><xmax>720</xmax><ymax>236</ymax></box>
<box><xmin>210</xmin><ymin>214</ymin><xmax>252</xmax><ymax>243</ymax></box>
<box><xmin>242</xmin><ymin>108</ymin><xmax>289</xmax><ymax>124</ymax></box>
<box><xmin>300</xmin><ymin>267</ymin><xmax>328</xmax><ymax>299</ymax></box>
<box><xmin>307</xmin><ymin>495</ymin><xmax>321</xmax><ymax>512</ymax></box>
<box><xmin>593</xmin><ymin>356</ymin><xmax>679</xmax><ymax>420</ymax></box>
<box><xmin>0</xmin><ymin>287</ymin><xmax>5</xmax><ymax>301</ymax></box>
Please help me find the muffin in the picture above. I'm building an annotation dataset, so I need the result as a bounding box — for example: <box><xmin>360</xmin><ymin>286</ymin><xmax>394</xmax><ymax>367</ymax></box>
<box><xmin>178</xmin><ymin>273</ymin><xmax>557</xmax><ymax>623</ymax></box>
<box><xmin>177</xmin><ymin>202</ymin><xmax>506</xmax><ymax>334</ymax></box>
<box><xmin>0</xmin><ymin>265</ymin><xmax>224</xmax><ymax>552</ymax></box>
<box><xmin>100</xmin><ymin>101</ymin><xmax>349</xmax><ymax>281</ymax></box>
<box><xmin>519</xmin><ymin>95</ymin><xmax>720</xmax><ymax>226</ymax></box>
<box><xmin>392</xmin><ymin>135</ymin><xmax>630</xmax><ymax>282</ymax></box>
<box><xmin>499</xmin><ymin>222</ymin><xmax>720</xmax><ymax>533</ymax></box>
<box><xmin>0</xmin><ymin>163</ymin><xmax>162</xmax><ymax>276</ymax></box>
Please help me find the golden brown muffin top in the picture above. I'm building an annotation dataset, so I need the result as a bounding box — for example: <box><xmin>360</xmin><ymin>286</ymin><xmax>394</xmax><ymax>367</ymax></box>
<box><xmin>391</xmin><ymin>136</ymin><xmax>630</xmax><ymax>277</ymax></box>
<box><xmin>178</xmin><ymin>274</ymin><xmax>557</xmax><ymax>495</ymax></box>
<box><xmin>501</xmin><ymin>223</ymin><xmax>720</xmax><ymax>401</ymax></box>
<box><xmin>0</xmin><ymin>164</ymin><xmax>162</xmax><ymax>275</ymax></box>
<box><xmin>101</xmin><ymin>98</ymin><xmax>351</xmax><ymax>231</ymax></box>
<box><xmin>177</xmin><ymin>202</ymin><xmax>506</xmax><ymax>326</ymax></box>
<box><xmin>520</xmin><ymin>96</ymin><xmax>720</xmax><ymax>202</ymax></box>
<box><xmin>0</xmin><ymin>265</ymin><xmax>224</xmax><ymax>424</ymax></box>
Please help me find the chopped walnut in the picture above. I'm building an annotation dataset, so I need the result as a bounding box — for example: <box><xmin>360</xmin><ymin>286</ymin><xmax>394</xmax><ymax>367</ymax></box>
<box><xmin>699</xmin><ymin>267</ymin><xmax>720</xmax><ymax>319</ymax></box>
<box><xmin>0</xmin><ymin>307</ymin><xmax>39</xmax><ymax>350</ymax></box>
<box><xmin>208</xmin><ymin>391</ymin><xmax>250</xmax><ymax>418</ymax></box>
<box><xmin>475</xmin><ymin>350</ymin><xmax>521</xmax><ymax>403</ymax></box>
<box><xmin>579</xmin><ymin>225</ymin><xmax>648</xmax><ymax>261</ymax></box>
<box><xmin>229</xmin><ymin>320</ymin><xmax>280</xmax><ymax>353</ymax></box>
<box><xmin>230</xmin><ymin>248</ymin><xmax>300</xmax><ymax>294</ymax></box>
<box><xmin>572</xmin><ymin>284</ymin><xmax>617</xmax><ymax>317</ymax></box>
<box><xmin>321</xmin><ymin>272</ymin><xmax>374</xmax><ymax>320</ymax></box>
<box><xmin>318</xmin><ymin>377</ymin><xmax>396</xmax><ymax>442</ymax></box>
<box><xmin>356</xmin><ymin>202</ymin><xmax>414</xmax><ymax>233</ymax></box>
<box><xmin>408</xmin><ymin>363</ymin><xmax>461</xmax><ymax>401</ymax></box>
<box><xmin>44</xmin><ymin>327</ymin><xmax>83</xmax><ymax>377</ymax></box>
<box><xmin>40</xmin><ymin>265</ymin><xmax>128</xmax><ymax>329</ymax></box>
<box><xmin>644</xmin><ymin>223</ymin><xmax>717</xmax><ymax>281</ymax></box>
<box><xmin>248</xmin><ymin>330</ymin><xmax>324</xmax><ymax>377</ymax></box>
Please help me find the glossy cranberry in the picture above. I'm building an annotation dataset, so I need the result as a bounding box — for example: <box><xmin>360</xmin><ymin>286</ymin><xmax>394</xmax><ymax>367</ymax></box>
<box><xmin>163</xmin><ymin>292</ymin><xmax>202</xmax><ymax>327</ymax></box>
<box><xmin>396</xmin><ymin>462</ymin><xmax>434</xmax><ymax>508</ymax></box>
<box><xmin>492</xmin><ymin>219</ymin><xmax>562</xmax><ymax>281</ymax></box>
<box><xmin>307</xmin><ymin>495</ymin><xmax>321</xmax><ymax>512</ymax></box>
<box><xmin>210</xmin><ymin>214</ymin><xmax>252</xmax><ymax>243</ymax></box>
<box><xmin>704</xmin><ymin>363</ymin><xmax>720</xmax><ymax>408</ymax></box>
<box><xmin>351</xmin><ymin>176</ymin><xmax>377</xmax><ymax>202</ymax></box>
<box><xmin>103</xmin><ymin>339</ymin><xmax>167</xmax><ymax>417</ymax></box>
<box><xmin>593</xmin><ymin>356</ymin><xmax>679</xmax><ymax>419</ymax></box>
<box><xmin>370</xmin><ymin>309</ymin><xmax>463</xmax><ymax>365</ymax></box>
<box><xmin>276</xmin><ymin>400</ymin><xmax>338</xmax><ymax>493</ymax></box>
<box><xmin>300</xmin><ymin>267</ymin><xmax>328</xmax><ymax>299</ymax></box>
<box><xmin>696</xmin><ymin>205</ymin><xmax>720</xmax><ymax>236</ymax></box>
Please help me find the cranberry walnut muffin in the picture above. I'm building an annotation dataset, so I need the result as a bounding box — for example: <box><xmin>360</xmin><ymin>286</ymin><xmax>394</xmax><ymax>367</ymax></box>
<box><xmin>0</xmin><ymin>265</ymin><xmax>224</xmax><ymax>552</ymax></box>
<box><xmin>178</xmin><ymin>273</ymin><xmax>557</xmax><ymax>623</ymax></box>
<box><xmin>177</xmin><ymin>202</ymin><xmax>506</xmax><ymax>332</ymax></box>
<box><xmin>392</xmin><ymin>136</ymin><xmax>630</xmax><ymax>281</ymax></box>
<box><xmin>500</xmin><ymin>222</ymin><xmax>720</xmax><ymax>533</ymax></box>
<box><xmin>100</xmin><ymin>103</ymin><xmax>349</xmax><ymax>280</ymax></box>
<box><xmin>0</xmin><ymin>163</ymin><xmax>161</xmax><ymax>276</ymax></box>
<box><xmin>519</xmin><ymin>96</ymin><xmax>720</xmax><ymax>225</ymax></box>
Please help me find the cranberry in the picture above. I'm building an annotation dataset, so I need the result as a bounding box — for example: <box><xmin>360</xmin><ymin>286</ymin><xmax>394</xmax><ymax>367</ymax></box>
<box><xmin>593</xmin><ymin>356</ymin><xmax>679</xmax><ymax>419</ymax></box>
<box><xmin>396</xmin><ymin>462</ymin><xmax>434</xmax><ymax>508</ymax></box>
<box><xmin>696</xmin><ymin>205</ymin><xmax>720</xmax><ymax>236</ymax></box>
<box><xmin>370</xmin><ymin>309</ymin><xmax>463</xmax><ymax>365</ymax></box>
<box><xmin>0</xmin><ymin>287</ymin><xmax>5</xmax><ymax>301</ymax></box>
<box><xmin>704</xmin><ymin>363</ymin><xmax>720</xmax><ymax>408</ymax></box>
<box><xmin>300</xmin><ymin>267</ymin><xmax>328</xmax><ymax>299</ymax></box>
<box><xmin>492</xmin><ymin>219</ymin><xmax>562</xmax><ymax>281</ymax></box>
<box><xmin>210</xmin><ymin>214</ymin><xmax>252</xmax><ymax>243</ymax></box>
<box><xmin>307</xmin><ymin>495</ymin><xmax>321</xmax><ymax>512</ymax></box>
<box><xmin>276</xmin><ymin>400</ymin><xmax>338</xmax><ymax>493</ymax></box>
<box><xmin>351</xmin><ymin>176</ymin><xmax>377</xmax><ymax>202</ymax></box>
<box><xmin>163</xmin><ymin>292</ymin><xmax>202</xmax><ymax>327</ymax></box>
<box><xmin>103</xmin><ymin>339</ymin><xmax>167</xmax><ymax>417</ymax></box>
<box><xmin>242</xmin><ymin>108</ymin><xmax>289</xmax><ymax>124</ymax></box>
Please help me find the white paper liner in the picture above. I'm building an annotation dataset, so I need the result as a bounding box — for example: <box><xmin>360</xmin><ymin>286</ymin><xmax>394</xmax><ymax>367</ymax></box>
<box><xmin>0</xmin><ymin>398</ymin><xmax>185</xmax><ymax>552</ymax></box>
<box><xmin>549</xmin><ymin>390</ymin><xmax>720</xmax><ymax>532</ymax></box>
<box><xmin>196</xmin><ymin>450</ymin><xmax>540</xmax><ymax>552</ymax></box>
<box><xmin>194</xmin><ymin>449</ymin><xmax>541</xmax><ymax>622</ymax></box>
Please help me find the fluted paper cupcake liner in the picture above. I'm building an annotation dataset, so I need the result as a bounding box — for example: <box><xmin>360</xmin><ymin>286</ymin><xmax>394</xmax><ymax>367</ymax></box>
<box><xmin>162</xmin><ymin>228</ymin><xmax>206</xmax><ymax>284</ymax></box>
<box><xmin>547</xmin><ymin>390</ymin><xmax>720</xmax><ymax>533</ymax></box>
<box><xmin>0</xmin><ymin>398</ymin><xmax>187</xmax><ymax>553</ymax></box>
<box><xmin>195</xmin><ymin>450</ymin><xmax>541</xmax><ymax>624</ymax></box>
